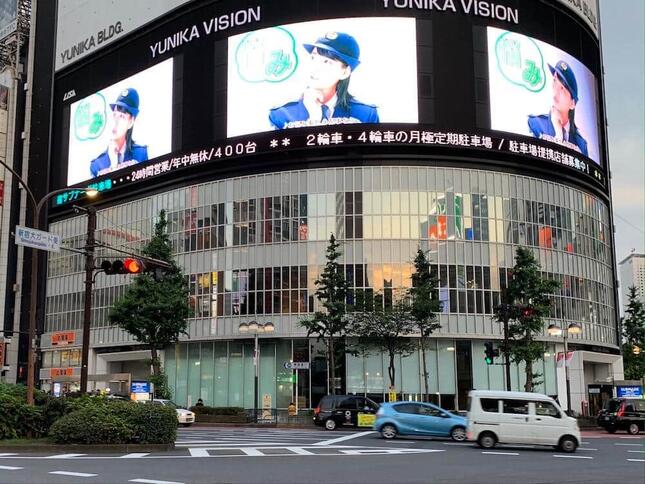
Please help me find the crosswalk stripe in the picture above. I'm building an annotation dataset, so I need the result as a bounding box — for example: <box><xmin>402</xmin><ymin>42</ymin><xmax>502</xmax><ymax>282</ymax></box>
<box><xmin>0</xmin><ymin>454</ymin><xmax>18</xmax><ymax>457</ymax></box>
<box><xmin>286</xmin><ymin>447</ymin><xmax>315</xmax><ymax>455</ymax></box>
<box><xmin>0</xmin><ymin>466</ymin><xmax>23</xmax><ymax>470</ymax></box>
<box><xmin>120</xmin><ymin>453</ymin><xmax>150</xmax><ymax>458</ymax></box>
<box><xmin>45</xmin><ymin>454</ymin><xmax>86</xmax><ymax>459</ymax></box>
<box><xmin>50</xmin><ymin>471</ymin><xmax>97</xmax><ymax>477</ymax></box>
<box><xmin>240</xmin><ymin>448</ymin><xmax>264</xmax><ymax>456</ymax></box>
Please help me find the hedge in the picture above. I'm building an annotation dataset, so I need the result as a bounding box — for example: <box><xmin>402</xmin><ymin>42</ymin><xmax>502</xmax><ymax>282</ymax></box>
<box><xmin>0</xmin><ymin>394</ymin><xmax>45</xmax><ymax>440</ymax></box>
<box><xmin>49</xmin><ymin>401</ymin><xmax>177</xmax><ymax>444</ymax></box>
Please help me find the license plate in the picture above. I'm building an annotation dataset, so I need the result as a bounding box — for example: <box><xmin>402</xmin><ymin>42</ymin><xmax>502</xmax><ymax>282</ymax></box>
<box><xmin>604</xmin><ymin>416</ymin><xmax>609</xmax><ymax>420</ymax></box>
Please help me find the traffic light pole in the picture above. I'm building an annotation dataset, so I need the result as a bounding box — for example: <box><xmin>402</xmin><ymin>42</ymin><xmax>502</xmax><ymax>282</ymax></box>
<box><xmin>499</xmin><ymin>303</ymin><xmax>512</xmax><ymax>392</ymax></box>
<box><xmin>79</xmin><ymin>206</ymin><xmax>97</xmax><ymax>394</ymax></box>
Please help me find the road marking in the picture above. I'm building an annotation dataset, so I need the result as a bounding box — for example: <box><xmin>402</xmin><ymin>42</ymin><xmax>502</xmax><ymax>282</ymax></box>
<box><xmin>578</xmin><ymin>448</ymin><xmax>597</xmax><ymax>451</ymax></box>
<box><xmin>45</xmin><ymin>453</ymin><xmax>86</xmax><ymax>459</ymax></box>
<box><xmin>627</xmin><ymin>459</ymin><xmax>645</xmax><ymax>462</ymax></box>
<box><xmin>188</xmin><ymin>448</ymin><xmax>210</xmax><ymax>457</ymax></box>
<box><xmin>628</xmin><ymin>450</ymin><xmax>645</xmax><ymax>453</ymax></box>
<box><xmin>240</xmin><ymin>448</ymin><xmax>265</xmax><ymax>456</ymax></box>
<box><xmin>0</xmin><ymin>454</ymin><xmax>18</xmax><ymax>457</ymax></box>
<box><xmin>176</xmin><ymin>441</ymin><xmax>293</xmax><ymax>447</ymax></box>
<box><xmin>286</xmin><ymin>447</ymin><xmax>315</xmax><ymax>455</ymax></box>
<box><xmin>553</xmin><ymin>455</ymin><xmax>593</xmax><ymax>459</ymax></box>
<box><xmin>50</xmin><ymin>471</ymin><xmax>97</xmax><ymax>477</ymax></box>
<box><xmin>0</xmin><ymin>466</ymin><xmax>23</xmax><ymax>470</ymax></box>
<box><xmin>615</xmin><ymin>443</ymin><xmax>642</xmax><ymax>446</ymax></box>
<box><xmin>339</xmin><ymin>448</ymin><xmax>444</xmax><ymax>455</ymax></box>
<box><xmin>619</xmin><ymin>436</ymin><xmax>642</xmax><ymax>439</ymax></box>
<box><xmin>314</xmin><ymin>431</ymin><xmax>375</xmax><ymax>446</ymax></box>
<box><xmin>129</xmin><ymin>480</ymin><xmax>185</xmax><ymax>484</ymax></box>
<box><xmin>120</xmin><ymin>453</ymin><xmax>149</xmax><ymax>458</ymax></box>
<box><xmin>482</xmin><ymin>451</ymin><xmax>519</xmax><ymax>456</ymax></box>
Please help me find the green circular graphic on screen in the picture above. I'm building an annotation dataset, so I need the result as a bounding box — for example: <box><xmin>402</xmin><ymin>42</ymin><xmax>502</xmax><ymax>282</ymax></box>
<box><xmin>495</xmin><ymin>31</ymin><xmax>546</xmax><ymax>93</ymax></box>
<box><xmin>73</xmin><ymin>93</ymin><xmax>107</xmax><ymax>141</ymax></box>
<box><xmin>235</xmin><ymin>27</ymin><xmax>298</xmax><ymax>83</ymax></box>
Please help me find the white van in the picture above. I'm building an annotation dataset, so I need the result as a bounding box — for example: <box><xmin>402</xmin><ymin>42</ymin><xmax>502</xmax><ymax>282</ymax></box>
<box><xmin>467</xmin><ymin>390</ymin><xmax>581</xmax><ymax>453</ymax></box>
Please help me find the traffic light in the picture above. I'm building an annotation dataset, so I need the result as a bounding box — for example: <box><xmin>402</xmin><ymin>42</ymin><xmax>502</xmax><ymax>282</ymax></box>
<box><xmin>101</xmin><ymin>258</ymin><xmax>145</xmax><ymax>275</ymax></box>
<box><xmin>484</xmin><ymin>342</ymin><xmax>500</xmax><ymax>365</ymax></box>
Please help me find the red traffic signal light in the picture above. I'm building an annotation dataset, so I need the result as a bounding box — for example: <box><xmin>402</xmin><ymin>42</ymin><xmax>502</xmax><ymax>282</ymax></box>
<box><xmin>101</xmin><ymin>258</ymin><xmax>145</xmax><ymax>275</ymax></box>
<box><xmin>123</xmin><ymin>258</ymin><xmax>143</xmax><ymax>274</ymax></box>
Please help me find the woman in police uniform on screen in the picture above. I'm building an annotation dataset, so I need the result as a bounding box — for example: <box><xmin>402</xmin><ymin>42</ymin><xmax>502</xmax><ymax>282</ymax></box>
<box><xmin>269</xmin><ymin>31</ymin><xmax>379</xmax><ymax>130</ymax></box>
<box><xmin>90</xmin><ymin>88</ymin><xmax>149</xmax><ymax>177</ymax></box>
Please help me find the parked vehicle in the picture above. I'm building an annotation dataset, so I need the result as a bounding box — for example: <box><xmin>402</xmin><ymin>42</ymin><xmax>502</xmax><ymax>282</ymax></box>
<box><xmin>374</xmin><ymin>401</ymin><xmax>467</xmax><ymax>441</ymax></box>
<box><xmin>467</xmin><ymin>390</ymin><xmax>580</xmax><ymax>453</ymax></box>
<box><xmin>148</xmin><ymin>398</ymin><xmax>195</xmax><ymax>426</ymax></box>
<box><xmin>313</xmin><ymin>395</ymin><xmax>379</xmax><ymax>430</ymax></box>
<box><xmin>597</xmin><ymin>398</ymin><xmax>645</xmax><ymax>435</ymax></box>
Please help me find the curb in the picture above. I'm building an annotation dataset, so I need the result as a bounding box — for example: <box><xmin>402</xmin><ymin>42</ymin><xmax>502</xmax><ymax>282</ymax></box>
<box><xmin>0</xmin><ymin>443</ymin><xmax>175</xmax><ymax>454</ymax></box>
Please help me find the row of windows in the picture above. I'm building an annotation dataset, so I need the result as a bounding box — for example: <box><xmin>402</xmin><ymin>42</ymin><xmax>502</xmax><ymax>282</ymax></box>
<box><xmin>46</xmin><ymin>263</ymin><xmax>613</xmax><ymax>331</ymax></box>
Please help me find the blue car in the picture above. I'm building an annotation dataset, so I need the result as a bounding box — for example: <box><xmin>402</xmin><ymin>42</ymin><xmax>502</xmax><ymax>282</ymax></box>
<box><xmin>374</xmin><ymin>401</ymin><xmax>468</xmax><ymax>441</ymax></box>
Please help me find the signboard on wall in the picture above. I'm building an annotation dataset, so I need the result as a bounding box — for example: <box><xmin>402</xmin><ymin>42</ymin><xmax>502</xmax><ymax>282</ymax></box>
<box><xmin>55</xmin><ymin>0</ymin><xmax>191</xmax><ymax>71</ymax></box>
<box><xmin>0</xmin><ymin>0</ymin><xmax>17</xmax><ymax>42</ymax></box>
<box><xmin>51</xmin><ymin>367</ymin><xmax>75</xmax><ymax>378</ymax></box>
<box><xmin>52</xmin><ymin>331</ymin><xmax>76</xmax><ymax>346</ymax></box>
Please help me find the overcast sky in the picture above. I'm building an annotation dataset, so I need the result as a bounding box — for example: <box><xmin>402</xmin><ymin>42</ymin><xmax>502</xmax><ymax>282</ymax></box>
<box><xmin>600</xmin><ymin>0</ymin><xmax>645</xmax><ymax>271</ymax></box>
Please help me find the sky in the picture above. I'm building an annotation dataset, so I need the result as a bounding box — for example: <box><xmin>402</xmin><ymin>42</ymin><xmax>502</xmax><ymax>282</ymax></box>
<box><xmin>599</xmin><ymin>0</ymin><xmax>645</xmax><ymax>273</ymax></box>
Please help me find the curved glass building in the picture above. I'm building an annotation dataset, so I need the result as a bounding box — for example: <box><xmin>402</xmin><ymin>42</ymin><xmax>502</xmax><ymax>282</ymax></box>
<box><xmin>26</xmin><ymin>0</ymin><xmax>622</xmax><ymax>414</ymax></box>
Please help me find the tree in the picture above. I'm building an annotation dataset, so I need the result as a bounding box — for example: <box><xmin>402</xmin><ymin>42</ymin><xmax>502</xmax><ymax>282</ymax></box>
<box><xmin>410</xmin><ymin>248</ymin><xmax>441</xmax><ymax>402</ymax></box>
<box><xmin>349</xmin><ymin>294</ymin><xmax>417</xmax><ymax>391</ymax></box>
<box><xmin>622</xmin><ymin>286</ymin><xmax>645</xmax><ymax>380</ymax></box>
<box><xmin>299</xmin><ymin>234</ymin><xmax>350</xmax><ymax>395</ymax></box>
<box><xmin>496</xmin><ymin>246</ymin><xmax>559</xmax><ymax>392</ymax></box>
<box><xmin>109</xmin><ymin>210</ymin><xmax>191</xmax><ymax>384</ymax></box>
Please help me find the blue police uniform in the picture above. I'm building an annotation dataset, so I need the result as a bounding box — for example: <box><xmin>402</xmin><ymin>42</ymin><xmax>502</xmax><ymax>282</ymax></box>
<box><xmin>269</xmin><ymin>98</ymin><xmax>379</xmax><ymax>129</ymax></box>
<box><xmin>527</xmin><ymin>115</ymin><xmax>588</xmax><ymax>157</ymax></box>
<box><xmin>90</xmin><ymin>87</ymin><xmax>148</xmax><ymax>176</ymax></box>
<box><xmin>269</xmin><ymin>31</ymin><xmax>379</xmax><ymax>129</ymax></box>
<box><xmin>527</xmin><ymin>60</ymin><xmax>588</xmax><ymax>157</ymax></box>
<box><xmin>90</xmin><ymin>143</ymin><xmax>149</xmax><ymax>177</ymax></box>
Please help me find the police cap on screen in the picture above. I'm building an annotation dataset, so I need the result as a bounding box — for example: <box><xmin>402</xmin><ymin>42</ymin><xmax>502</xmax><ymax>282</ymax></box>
<box><xmin>110</xmin><ymin>87</ymin><xmax>140</xmax><ymax>116</ymax></box>
<box><xmin>549</xmin><ymin>60</ymin><xmax>578</xmax><ymax>103</ymax></box>
<box><xmin>303</xmin><ymin>32</ymin><xmax>361</xmax><ymax>71</ymax></box>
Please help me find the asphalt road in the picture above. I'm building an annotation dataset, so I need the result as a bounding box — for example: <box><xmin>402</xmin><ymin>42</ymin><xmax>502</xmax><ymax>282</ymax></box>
<box><xmin>0</xmin><ymin>428</ymin><xmax>643</xmax><ymax>484</ymax></box>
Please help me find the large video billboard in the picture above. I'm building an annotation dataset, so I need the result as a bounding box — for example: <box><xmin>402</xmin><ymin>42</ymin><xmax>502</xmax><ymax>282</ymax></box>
<box><xmin>66</xmin><ymin>59</ymin><xmax>173</xmax><ymax>186</ymax></box>
<box><xmin>227</xmin><ymin>17</ymin><xmax>418</xmax><ymax>137</ymax></box>
<box><xmin>488</xmin><ymin>27</ymin><xmax>600</xmax><ymax>165</ymax></box>
<box><xmin>49</xmin><ymin>0</ymin><xmax>608</xmax><ymax>208</ymax></box>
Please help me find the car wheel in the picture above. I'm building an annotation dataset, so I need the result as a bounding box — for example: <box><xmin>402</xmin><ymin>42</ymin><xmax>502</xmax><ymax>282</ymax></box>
<box><xmin>450</xmin><ymin>426</ymin><xmax>467</xmax><ymax>442</ymax></box>
<box><xmin>324</xmin><ymin>419</ymin><xmax>337</xmax><ymax>431</ymax></box>
<box><xmin>606</xmin><ymin>427</ymin><xmax>617</xmax><ymax>434</ymax></box>
<box><xmin>477</xmin><ymin>432</ymin><xmax>496</xmax><ymax>449</ymax></box>
<box><xmin>558</xmin><ymin>435</ymin><xmax>578</xmax><ymax>453</ymax></box>
<box><xmin>627</xmin><ymin>423</ymin><xmax>640</xmax><ymax>435</ymax></box>
<box><xmin>381</xmin><ymin>424</ymin><xmax>398</xmax><ymax>439</ymax></box>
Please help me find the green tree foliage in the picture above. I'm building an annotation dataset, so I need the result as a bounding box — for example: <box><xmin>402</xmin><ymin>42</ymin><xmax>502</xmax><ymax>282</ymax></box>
<box><xmin>349</xmin><ymin>294</ymin><xmax>417</xmax><ymax>390</ymax></box>
<box><xmin>299</xmin><ymin>235</ymin><xmax>350</xmax><ymax>394</ymax></box>
<box><xmin>410</xmin><ymin>248</ymin><xmax>441</xmax><ymax>401</ymax></box>
<box><xmin>622</xmin><ymin>286</ymin><xmax>645</xmax><ymax>380</ymax></box>
<box><xmin>496</xmin><ymin>246</ymin><xmax>559</xmax><ymax>392</ymax></box>
<box><xmin>109</xmin><ymin>210</ymin><xmax>190</xmax><ymax>379</ymax></box>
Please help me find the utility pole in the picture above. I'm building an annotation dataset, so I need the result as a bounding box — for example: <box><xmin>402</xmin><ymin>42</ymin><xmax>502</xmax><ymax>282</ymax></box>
<box><xmin>79</xmin><ymin>206</ymin><xmax>96</xmax><ymax>393</ymax></box>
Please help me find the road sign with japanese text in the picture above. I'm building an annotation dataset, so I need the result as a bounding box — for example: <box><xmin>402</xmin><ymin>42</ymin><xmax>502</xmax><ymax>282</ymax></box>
<box><xmin>15</xmin><ymin>226</ymin><xmax>61</xmax><ymax>252</ymax></box>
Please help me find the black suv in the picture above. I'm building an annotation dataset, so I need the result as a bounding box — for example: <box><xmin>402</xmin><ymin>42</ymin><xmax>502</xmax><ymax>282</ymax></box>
<box><xmin>313</xmin><ymin>395</ymin><xmax>379</xmax><ymax>430</ymax></box>
<box><xmin>597</xmin><ymin>398</ymin><xmax>645</xmax><ymax>435</ymax></box>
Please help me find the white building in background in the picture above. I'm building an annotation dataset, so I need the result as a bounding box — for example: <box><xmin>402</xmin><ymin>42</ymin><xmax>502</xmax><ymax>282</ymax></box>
<box><xmin>619</xmin><ymin>253</ymin><xmax>645</xmax><ymax>308</ymax></box>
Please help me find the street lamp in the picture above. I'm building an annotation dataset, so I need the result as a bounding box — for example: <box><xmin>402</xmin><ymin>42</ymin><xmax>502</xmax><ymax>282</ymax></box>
<box><xmin>26</xmin><ymin>187</ymin><xmax>98</xmax><ymax>404</ymax></box>
<box><xmin>548</xmin><ymin>322</ymin><xmax>582</xmax><ymax>415</ymax></box>
<box><xmin>0</xmin><ymin>158</ymin><xmax>99</xmax><ymax>404</ymax></box>
<box><xmin>238</xmin><ymin>321</ymin><xmax>274</xmax><ymax>422</ymax></box>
